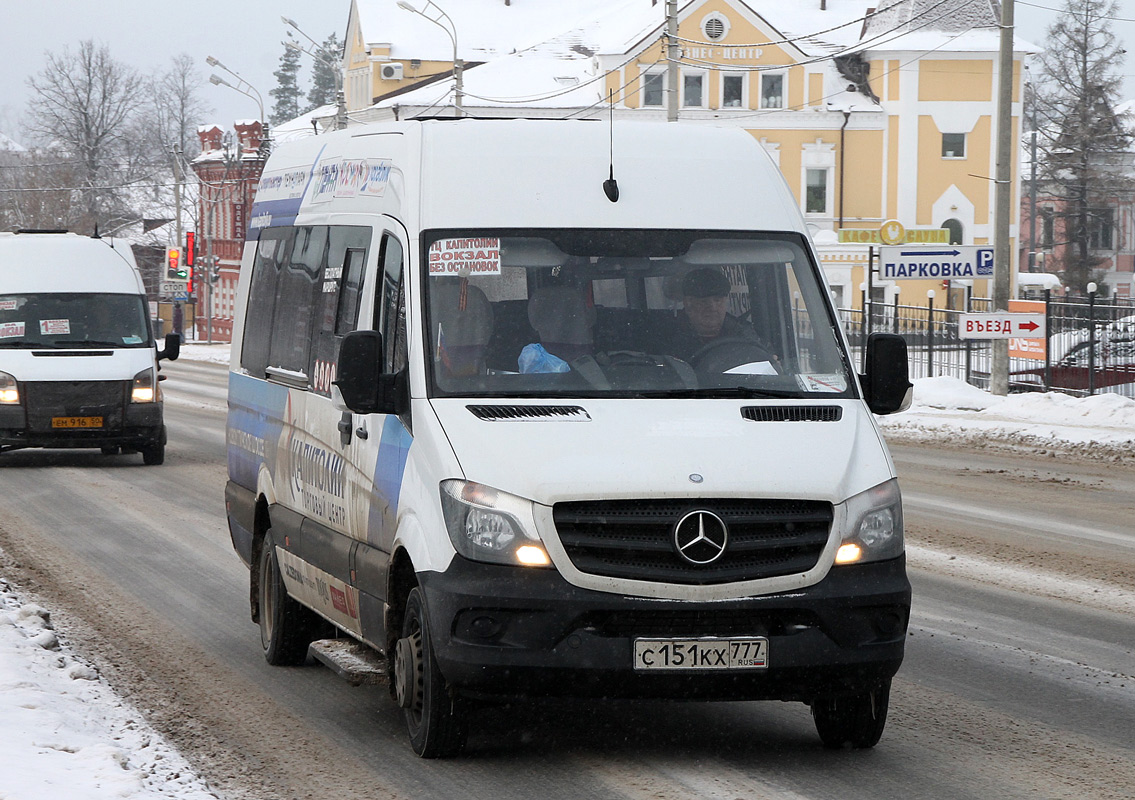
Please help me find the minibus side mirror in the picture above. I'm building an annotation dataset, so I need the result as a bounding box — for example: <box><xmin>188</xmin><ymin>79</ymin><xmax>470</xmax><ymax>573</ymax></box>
<box><xmin>861</xmin><ymin>333</ymin><xmax>912</xmax><ymax>415</ymax></box>
<box><xmin>333</xmin><ymin>330</ymin><xmax>405</xmax><ymax>416</ymax></box>
<box><xmin>158</xmin><ymin>332</ymin><xmax>180</xmax><ymax>361</ymax></box>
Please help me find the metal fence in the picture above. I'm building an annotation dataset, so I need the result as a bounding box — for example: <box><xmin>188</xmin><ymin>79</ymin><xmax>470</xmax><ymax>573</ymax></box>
<box><xmin>837</xmin><ymin>292</ymin><xmax>1135</xmax><ymax>396</ymax></box>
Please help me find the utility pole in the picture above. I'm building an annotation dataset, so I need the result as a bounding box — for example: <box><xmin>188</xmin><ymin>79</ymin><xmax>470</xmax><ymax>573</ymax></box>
<box><xmin>666</xmin><ymin>0</ymin><xmax>679</xmax><ymax>122</ymax></box>
<box><xmin>991</xmin><ymin>0</ymin><xmax>1015</xmax><ymax>396</ymax></box>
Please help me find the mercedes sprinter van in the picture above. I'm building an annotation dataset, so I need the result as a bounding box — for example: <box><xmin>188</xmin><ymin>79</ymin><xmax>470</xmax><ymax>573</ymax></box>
<box><xmin>225</xmin><ymin>119</ymin><xmax>912</xmax><ymax>757</ymax></box>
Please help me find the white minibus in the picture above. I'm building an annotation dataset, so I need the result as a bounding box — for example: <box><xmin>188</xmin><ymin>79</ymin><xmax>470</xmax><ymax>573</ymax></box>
<box><xmin>226</xmin><ymin>119</ymin><xmax>912</xmax><ymax>757</ymax></box>
<box><xmin>0</xmin><ymin>230</ymin><xmax>179</xmax><ymax>463</ymax></box>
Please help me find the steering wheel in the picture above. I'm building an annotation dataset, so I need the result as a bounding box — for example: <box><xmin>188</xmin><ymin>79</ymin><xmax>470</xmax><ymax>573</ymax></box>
<box><xmin>689</xmin><ymin>337</ymin><xmax>776</xmax><ymax>374</ymax></box>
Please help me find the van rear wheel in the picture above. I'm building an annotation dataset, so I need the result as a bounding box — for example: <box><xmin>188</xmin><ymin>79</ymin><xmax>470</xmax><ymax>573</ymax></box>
<box><xmin>394</xmin><ymin>587</ymin><xmax>466</xmax><ymax>758</ymax></box>
<box><xmin>811</xmin><ymin>680</ymin><xmax>891</xmax><ymax>749</ymax></box>
<box><xmin>257</xmin><ymin>530</ymin><xmax>324</xmax><ymax>666</ymax></box>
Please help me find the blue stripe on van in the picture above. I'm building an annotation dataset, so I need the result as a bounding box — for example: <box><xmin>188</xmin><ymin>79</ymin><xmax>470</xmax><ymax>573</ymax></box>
<box><xmin>368</xmin><ymin>415</ymin><xmax>413</xmax><ymax>548</ymax></box>
<box><xmin>227</xmin><ymin>372</ymin><xmax>289</xmax><ymax>491</ymax></box>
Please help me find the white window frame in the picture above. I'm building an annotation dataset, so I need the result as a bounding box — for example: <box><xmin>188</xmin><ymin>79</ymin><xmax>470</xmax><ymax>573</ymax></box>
<box><xmin>682</xmin><ymin>70</ymin><xmax>707</xmax><ymax>108</ymax></box>
<box><xmin>804</xmin><ymin>168</ymin><xmax>832</xmax><ymax>216</ymax></box>
<box><xmin>759</xmin><ymin>71</ymin><xmax>786</xmax><ymax>110</ymax></box>
<box><xmin>641</xmin><ymin>68</ymin><xmax>666</xmax><ymax>108</ymax></box>
<box><xmin>720</xmin><ymin>72</ymin><xmax>747</xmax><ymax>109</ymax></box>
<box><xmin>801</xmin><ymin>139</ymin><xmax>837</xmax><ymax>218</ymax></box>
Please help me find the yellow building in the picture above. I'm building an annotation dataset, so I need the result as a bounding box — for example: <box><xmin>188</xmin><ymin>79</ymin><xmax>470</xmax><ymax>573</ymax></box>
<box><xmin>336</xmin><ymin>0</ymin><xmax>1027</xmax><ymax>309</ymax></box>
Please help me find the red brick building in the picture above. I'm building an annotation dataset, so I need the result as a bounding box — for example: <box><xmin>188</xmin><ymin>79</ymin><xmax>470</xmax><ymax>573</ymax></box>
<box><xmin>190</xmin><ymin>121</ymin><xmax>267</xmax><ymax>342</ymax></box>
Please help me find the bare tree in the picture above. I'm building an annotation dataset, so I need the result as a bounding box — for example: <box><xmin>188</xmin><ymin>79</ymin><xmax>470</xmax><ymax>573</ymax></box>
<box><xmin>25</xmin><ymin>40</ymin><xmax>145</xmax><ymax>234</ymax></box>
<box><xmin>1034</xmin><ymin>0</ymin><xmax>1131</xmax><ymax>293</ymax></box>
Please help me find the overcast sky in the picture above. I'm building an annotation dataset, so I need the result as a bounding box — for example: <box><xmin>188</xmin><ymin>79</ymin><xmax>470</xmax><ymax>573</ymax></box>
<box><xmin>0</xmin><ymin>1</ymin><xmax>1132</xmax><ymax>143</ymax></box>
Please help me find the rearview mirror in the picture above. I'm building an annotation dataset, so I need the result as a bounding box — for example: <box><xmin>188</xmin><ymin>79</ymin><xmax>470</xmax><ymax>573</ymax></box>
<box><xmin>333</xmin><ymin>330</ymin><xmax>406</xmax><ymax>415</ymax></box>
<box><xmin>158</xmin><ymin>332</ymin><xmax>180</xmax><ymax>361</ymax></box>
<box><xmin>861</xmin><ymin>333</ymin><xmax>912</xmax><ymax>415</ymax></box>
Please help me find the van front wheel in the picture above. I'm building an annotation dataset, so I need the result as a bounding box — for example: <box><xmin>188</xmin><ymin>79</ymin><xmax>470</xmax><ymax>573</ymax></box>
<box><xmin>394</xmin><ymin>587</ymin><xmax>466</xmax><ymax>758</ymax></box>
<box><xmin>258</xmin><ymin>530</ymin><xmax>321</xmax><ymax>666</ymax></box>
<box><xmin>811</xmin><ymin>680</ymin><xmax>891</xmax><ymax>749</ymax></box>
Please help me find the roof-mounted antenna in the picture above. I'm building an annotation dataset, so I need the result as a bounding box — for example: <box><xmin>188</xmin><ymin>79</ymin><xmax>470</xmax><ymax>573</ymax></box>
<box><xmin>603</xmin><ymin>89</ymin><xmax>619</xmax><ymax>203</ymax></box>
<box><xmin>92</xmin><ymin>223</ymin><xmax>101</xmax><ymax>239</ymax></box>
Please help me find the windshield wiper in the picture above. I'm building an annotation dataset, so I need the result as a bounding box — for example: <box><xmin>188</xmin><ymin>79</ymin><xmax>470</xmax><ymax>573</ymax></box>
<box><xmin>0</xmin><ymin>341</ymin><xmax>46</xmax><ymax>349</ymax></box>
<box><xmin>651</xmin><ymin>386</ymin><xmax>801</xmax><ymax>399</ymax></box>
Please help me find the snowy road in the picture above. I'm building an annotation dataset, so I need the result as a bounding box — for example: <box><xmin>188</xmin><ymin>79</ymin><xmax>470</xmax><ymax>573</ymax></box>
<box><xmin>0</xmin><ymin>359</ymin><xmax>1132</xmax><ymax>799</ymax></box>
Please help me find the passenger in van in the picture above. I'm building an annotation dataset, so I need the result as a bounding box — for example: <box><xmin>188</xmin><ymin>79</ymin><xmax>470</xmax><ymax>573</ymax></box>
<box><xmin>661</xmin><ymin>267</ymin><xmax>777</xmax><ymax>371</ymax></box>
<box><xmin>431</xmin><ymin>279</ymin><xmax>494</xmax><ymax>379</ymax></box>
<box><xmin>519</xmin><ymin>285</ymin><xmax>596</xmax><ymax>373</ymax></box>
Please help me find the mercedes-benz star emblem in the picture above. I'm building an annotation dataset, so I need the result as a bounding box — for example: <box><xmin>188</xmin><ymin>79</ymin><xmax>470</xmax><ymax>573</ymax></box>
<box><xmin>673</xmin><ymin>510</ymin><xmax>729</xmax><ymax>565</ymax></box>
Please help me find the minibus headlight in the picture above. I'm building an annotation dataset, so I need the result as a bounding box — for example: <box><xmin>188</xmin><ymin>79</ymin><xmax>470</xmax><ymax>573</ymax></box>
<box><xmin>131</xmin><ymin>368</ymin><xmax>157</xmax><ymax>403</ymax></box>
<box><xmin>835</xmin><ymin>479</ymin><xmax>904</xmax><ymax>565</ymax></box>
<box><xmin>440</xmin><ymin>480</ymin><xmax>550</xmax><ymax>567</ymax></box>
<box><xmin>0</xmin><ymin>371</ymin><xmax>19</xmax><ymax>404</ymax></box>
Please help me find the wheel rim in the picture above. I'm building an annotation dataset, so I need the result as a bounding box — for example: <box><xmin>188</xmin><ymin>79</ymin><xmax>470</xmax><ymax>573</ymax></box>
<box><xmin>259</xmin><ymin>546</ymin><xmax>275</xmax><ymax>648</ymax></box>
<box><xmin>395</xmin><ymin>628</ymin><xmax>425</xmax><ymax>723</ymax></box>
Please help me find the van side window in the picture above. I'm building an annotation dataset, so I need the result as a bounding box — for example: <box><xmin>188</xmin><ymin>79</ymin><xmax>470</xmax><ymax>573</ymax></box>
<box><xmin>267</xmin><ymin>226</ymin><xmax>327</xmax><ymax>376</ymax></box>
<box><xmin>241</xmin><ymin>227</ymin><xmax>293</xmax><ymax>377</ymax></box>
<box><xmin>310</xmin><ymin>226</ymin><xmax>372</xmax><ymax>396</ymax></box>
<box><xmin>377</xmin><ymin>234</ymin><xmax>405</xmax><ymax>372</ymax></box>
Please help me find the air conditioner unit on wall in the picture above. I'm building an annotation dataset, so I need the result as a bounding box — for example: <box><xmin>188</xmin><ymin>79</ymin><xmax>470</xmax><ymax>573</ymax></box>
<box><xmin>381</xmin><ymin>63</ymin><xmax>403</xmax><ymax>81</ymax></box>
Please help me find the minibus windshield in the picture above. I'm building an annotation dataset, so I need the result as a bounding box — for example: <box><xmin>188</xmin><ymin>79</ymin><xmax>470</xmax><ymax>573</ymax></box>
<box><xmin>0</xmin><ymin>293</ymin><xmax>152</xmax><ymax>349</ymax></box>
<box><xmin>423</xmin><ymin>229</ymin><xmax>854</xmax><ymax>399</ymax></box>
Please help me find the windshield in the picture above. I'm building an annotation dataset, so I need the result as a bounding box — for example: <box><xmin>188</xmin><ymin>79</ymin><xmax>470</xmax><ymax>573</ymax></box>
<box><xmin>423</xmin><ymin>230</ymin><xmax>853</xmax><ymax>399</ymax></box>
<box><xmin>0</xmin><ymin>293</ymin><xmax>152</xmax><ymax>349</ymax></box>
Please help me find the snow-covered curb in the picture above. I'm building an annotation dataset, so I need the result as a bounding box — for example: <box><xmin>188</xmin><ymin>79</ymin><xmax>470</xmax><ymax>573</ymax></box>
<box><xmin>0</xmin><ymin>576</ymin><xmax>219</xmax><ymax>800</ymax></box>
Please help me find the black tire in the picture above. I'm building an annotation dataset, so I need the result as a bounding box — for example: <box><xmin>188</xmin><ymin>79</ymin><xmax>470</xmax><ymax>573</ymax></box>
<box><xmin>393</xmin><ymin>587</ymin><xmax>466</xmax><ymax>758</ymax></box>
<box><xmin>257</xmin><ymin>530</ymin><xmax>324</xmax><ymax>666</ymax></box>
<box><xmin>140</xmin><ymin>426</ymin><xmax>166</xmax><ymax>465</ymax></box>
<box><xmin>811</xmin><ymin>680</ymin><xmax>891</xmax><ymax>749</ymax></box>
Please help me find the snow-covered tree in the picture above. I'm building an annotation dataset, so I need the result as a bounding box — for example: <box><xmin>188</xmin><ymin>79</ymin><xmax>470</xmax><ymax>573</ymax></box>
<box><xmin>270</xmin><ymin>44</ymin><xmax>304</xmax><ymax>125</ymax></box>
<box><xmin>1034</xmin><ymin>0</ymin><xmax>1131</xmax><ymax>293</ymax></box>
<box><xmin>307</xmin><ymin>33</ymin><xmax>343</xmax><ymax>112</ymax></box>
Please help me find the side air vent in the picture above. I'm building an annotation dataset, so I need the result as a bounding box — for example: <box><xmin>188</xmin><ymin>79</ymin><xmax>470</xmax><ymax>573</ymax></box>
<box><xmin>741</xmin><ymin>406</ymin><xmax>843</xmax><ymax>423</ymax></box>
<box><xmin>467</xmin><ymin>405</ymin><xmax>591</xmax><ymax>422</ymax></box>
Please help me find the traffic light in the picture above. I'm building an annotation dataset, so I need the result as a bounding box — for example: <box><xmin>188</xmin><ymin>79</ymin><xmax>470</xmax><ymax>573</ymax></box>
<box><xmin>166</xmin><ymin>248</ymin><xmax>181</xmax><ymax>280</ymax></box>
<box><xmin>185</xmin><ymin>232</ymin><xmax>195</xmax><ymax>268</ymax></box>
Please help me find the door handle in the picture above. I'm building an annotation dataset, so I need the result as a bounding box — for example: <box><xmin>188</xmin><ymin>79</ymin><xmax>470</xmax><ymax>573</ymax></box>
<box><xmin>338</xmin><ymin>412</ymin><xmax>352</xmax><ymax>446</ymax></box>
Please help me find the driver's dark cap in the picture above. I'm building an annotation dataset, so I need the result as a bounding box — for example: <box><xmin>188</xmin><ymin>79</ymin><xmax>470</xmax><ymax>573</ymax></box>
<box><xmin>681</xmin><ymin>268</ymin><xmax>730</xmax><ymax>298</ymax></box>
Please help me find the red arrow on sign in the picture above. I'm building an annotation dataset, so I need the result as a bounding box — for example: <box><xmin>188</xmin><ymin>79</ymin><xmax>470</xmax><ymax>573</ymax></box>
<box><xmin>1018</xmin><ymin>321</ymin><xmax>1040</xmax><ymax>333</ymax></box>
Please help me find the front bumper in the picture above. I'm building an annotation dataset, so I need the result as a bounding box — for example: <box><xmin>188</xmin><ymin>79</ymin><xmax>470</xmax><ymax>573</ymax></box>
<box><xmin>0</xmin><ymin>403</ymin><xmax>163</xmax><ymax>450</ymax></box>
<box><xmin>419</xmin><ymin>555</ymin><xmax>910</xmax><ymax>702</ymax></box>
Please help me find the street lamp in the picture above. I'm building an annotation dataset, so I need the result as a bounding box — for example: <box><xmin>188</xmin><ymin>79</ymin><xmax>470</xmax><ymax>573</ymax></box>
<box><xmin>397</xmin><ymin>0</ymin><xmax>463</xmax><ymax>115</ymax></box>
<box><xmin>205</xmin><ymin>56</ymin><xmax>266</xmax><ymax>126</ymax></box>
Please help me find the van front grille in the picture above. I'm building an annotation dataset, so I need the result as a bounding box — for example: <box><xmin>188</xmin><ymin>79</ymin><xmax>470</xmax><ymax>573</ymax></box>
<box><xmin>553</xmin><ymin>498</ymin><xmax>832</xmax><ymax>585</ymax></box>
<box><xmin>23</xmin><ymin>381</ymin><xmax>127</xmax><ymax>431</ymax></box>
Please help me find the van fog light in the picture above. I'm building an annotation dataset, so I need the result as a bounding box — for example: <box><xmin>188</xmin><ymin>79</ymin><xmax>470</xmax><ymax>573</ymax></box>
<box><xmin>835</xmin><ymin>543</ymin><xmax>862</xmax><ymax>564</ymax></box>
<box><xmin>516</xmin><ymin>545</ymin><xmax>550</xmax><ymax>566</ymax></box>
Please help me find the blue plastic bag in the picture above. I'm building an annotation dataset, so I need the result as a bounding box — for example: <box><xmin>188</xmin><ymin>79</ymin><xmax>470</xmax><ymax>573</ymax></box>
<box><xmin>518</xmin><ymin>343</ymin><xmax>570</xmax><ymax>374</ymax></box>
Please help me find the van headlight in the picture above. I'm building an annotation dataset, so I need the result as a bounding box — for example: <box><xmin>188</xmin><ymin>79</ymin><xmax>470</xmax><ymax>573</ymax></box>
<box><xmin>440</xmin><ymin>480</ymin><xmax>551</xmax><ymax>567</ymax></box>
<box><xmin>834</xmin><ymin>479</ymin><xmax>904</xmax><ymax>565</ymax></box>
<box><xmin>130</xmin><ymin>368</ymin><xmax>157</xmax><ymax>403</ymax></box>
<box><xmin>0</xmin><ymin>371</ymin><xmax>19</xmax><ymax>404</ymax></box>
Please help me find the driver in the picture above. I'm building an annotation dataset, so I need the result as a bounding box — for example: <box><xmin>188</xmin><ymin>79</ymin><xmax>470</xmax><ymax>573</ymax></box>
<box><xmin>661</xmin><ymin>267</ymin><xmax>759</xmax><ymax>362</ymax></box>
